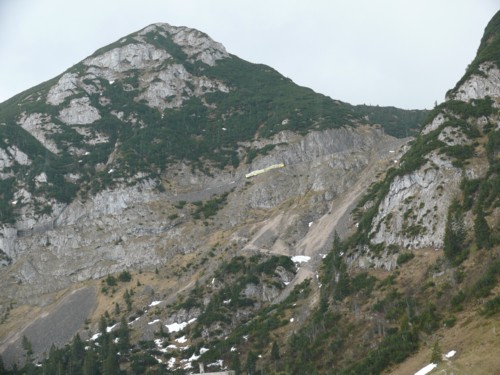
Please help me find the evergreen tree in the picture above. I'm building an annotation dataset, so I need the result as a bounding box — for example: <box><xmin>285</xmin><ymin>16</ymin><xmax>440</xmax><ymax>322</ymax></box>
<box><xmin>117</xmin><ymin>316</ymin><xmax>130</xmax><ymax>352</ymax></box>
<box><xmin>443</xmin><ymin>201</ymin><xmax>467</xmax><ymax>264</ymax></box>
<box><xmin>230</xmin><ymin>354</ymin><xmax>241</xmax><ymax>374</ymax></box>
<box><xmin>114</xmin><ymin>302</ymin><xmax>120</xmax><ymax>315</ymax></box>
<box><xmin>0</xmin><ymin>356</ymin><xmax>5</xmax><ymax>375</ymax></box>
<box><xmin>431</xmin><ymin>340</ymin><xmax>442</xmax><ymax>363</ymax></box>
<box><xmin>102</xmin><ymin>340</ymin><xmax>120</xmax><ymax>375</ymax></box>
<box><xmin>124</xmin><ymin>289</ymin><xmax>132</xmax><ymax>312</ymax></box>
<box><xmin>21</xmin><ymin>335</ymin><xmax>33</xmax><ymax>360</ymax></box>
<box><xmin>83</xmin><ymin>348</ymin><xmax>99</xmax><ymax>375</ymax></box>
<box><xmin>245</xmin><ymin>351</ymin><xmax>258</xmax><ymax>375</ymax></box>
<box><xmin>69</xmin><ymin>334</ymin><xmax>85</xmax><ymax>375</ymax></box>
<box><xmin>271</xmin><ymin>341</ymin><xmax>280</xmax><ymax>361</ymax></box>
<box><xmin>475</xmin><ymin>209</ymin><xmax>491</xmax><ymax>249</ymax></box>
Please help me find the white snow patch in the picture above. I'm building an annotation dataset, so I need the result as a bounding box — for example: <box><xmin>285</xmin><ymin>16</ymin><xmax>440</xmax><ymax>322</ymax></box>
<box><xmin>291</xmin><ymin>255</ymin><xmax>311</xmax><ymax>263</ymax></box>
<box><xmin>167</xmin><ymin>357</ymin><xmax>176</xmax><ymax>369</ymax></box>
<box><xmin>308</xmin><ymin>221</ymin><xmax>313</xmax><ymax>227</ymax></box>
<box><xmin>445</xmin><ymin>350</ymin><xmax>456</xmax><ymax>358</ymax></box>
<box><xmin>128</xmin><ymin>316</ymin><xmax>141</xmax><ymax>325</ymax></box>
<box><xmin>106</xmin><ymin>323</ymin><xmax>118</xmax><ymax>333</ymax></box>
<box><xmin>89</xmin><ymin>333</ymin><xmax>101</xmax><ymax>341</ymax></box>
<box><xmin>148</xmin><ymin>319</ymin><xmax>161</xmax><ymax>325</ymax></box>
<box><xmin>290</xmin><ymin>318</ymin><xmax>294</xmax><ymax>322</ymax></box>
<box><xmin>176</xmin><ymin>336</ymin><xmax>187</xmax><ymax>344</ymax></box>
<box><xmin>166</xmin><ymin>318</ymin><xmax>197</xmax><ymax>333</ymax></box>
<box><xmin>200</xmin><ymin>347</ymin><xmax>210</xmax><ymax>354</ymax></box>
<box><xmin>223</xmin><ymin>299</ymin><xmax>231</xmax><ymax>304</ymax></box>
<box><xmin>230</xmin><ymin>346</ymin><xmax>237</xmax><ymax>352</ymax></box>
<box><xmin>149</xmin><ymin>300</ymin><xmax>162</xmax><ymax>307</ymax></box>
<box><xmin>414</xmin><ymin>363</ymin><xmax>437</xmax><ymax>375</ymax></box>
<box><xmin>208</xmin><ymin>360</ymin><xmax>224</xmax><ymax>368</ymax></box>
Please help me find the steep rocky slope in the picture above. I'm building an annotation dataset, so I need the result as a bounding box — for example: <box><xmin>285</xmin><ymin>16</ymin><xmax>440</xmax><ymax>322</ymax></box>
<box><xmin>5</xmin><ymin>14</ymin><xmax>500</xmax><ymax>374</ymax></box>
<box><xmin>0</xmin><ymin>23</ymin><xmax>424</xmax><ymax>303</ymax></box>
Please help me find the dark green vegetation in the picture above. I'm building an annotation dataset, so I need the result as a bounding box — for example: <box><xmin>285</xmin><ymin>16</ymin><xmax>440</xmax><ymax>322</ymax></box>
<box><xmin>0</xmin><ymin>24</ymin><xmax>427</xmax><ymax>224</ymax></box>
<box><xmin>450</xmin><ymin>10</ymin><xmax>500</xmax><ymax>96</ymax></box>
<box><xmin>3</xmin><ymin>254</ymin><xmax>305</xmax><ymax>375</ymax></box>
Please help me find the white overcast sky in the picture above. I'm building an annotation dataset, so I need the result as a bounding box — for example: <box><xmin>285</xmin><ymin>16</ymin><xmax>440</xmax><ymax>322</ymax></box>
<box><xmin>0</xmin><ymin>0</ymin><xmax>498</xmax><ymax>109</ymax></box>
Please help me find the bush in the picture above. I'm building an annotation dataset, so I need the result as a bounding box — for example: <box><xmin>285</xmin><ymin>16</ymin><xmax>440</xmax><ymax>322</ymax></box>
<box><xmin>118</xmin><ymin>271</ymin><xmax>132</xmax><ymax>282</ymax></box>
<box><xmin>105</xmin><ymin>275</ymin><xmax>117</xmax><ymax>286</ymax></box>
<box><xmin>397</xmin><ymin>252</ymin><xmax>415</xmax><ymax>266</ymax></box>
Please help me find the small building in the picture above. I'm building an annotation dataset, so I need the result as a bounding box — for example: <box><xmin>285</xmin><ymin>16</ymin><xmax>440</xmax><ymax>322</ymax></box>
<box><xmin>191</xmin><ymin>363</ymin><xmax>236</xmax><ymax>375</ymax></box>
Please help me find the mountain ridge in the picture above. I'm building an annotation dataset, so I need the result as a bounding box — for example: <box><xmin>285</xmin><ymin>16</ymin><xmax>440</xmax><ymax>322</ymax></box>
<box><xmin>0</xmin><ymin>14</ymin><xmax>498</xmax><ymax>374</ymax></box>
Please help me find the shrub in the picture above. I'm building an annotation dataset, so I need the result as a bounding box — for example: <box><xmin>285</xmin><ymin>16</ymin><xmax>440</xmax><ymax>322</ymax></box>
<box><xmin>397</xmin><ymin>252</ymin><xmax>415</xmax><ymax>266</ymax></box>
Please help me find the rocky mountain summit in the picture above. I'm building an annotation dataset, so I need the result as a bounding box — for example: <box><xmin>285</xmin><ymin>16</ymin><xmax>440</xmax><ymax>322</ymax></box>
<box><xmin>0</xmin><ymin>13</ymin><xmax>499</xmax><ymax>374</ymax></box>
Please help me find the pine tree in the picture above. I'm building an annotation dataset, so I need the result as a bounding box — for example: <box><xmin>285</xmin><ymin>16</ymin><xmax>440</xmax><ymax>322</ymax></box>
<box><xmin>431</xmin><ymin>340</ymin><xmax>442</xmax><ymax>363</ymax></box>
<box><xmin>475</xmin><ymin>209</ymin><xmax>491</xmax><ymax>249</ymax></box>
<box><xmin>271</xmin><ymin>341</ymin><xmax>280</xmax><ymax>361</ymax></box>
<box><xmin>21</xmin><ymin>335</ymin><xmax>33</xmax><ymax>359</ymax></box>
<box><xmin>443</xmin><ymin>201</ymin><xmax>467</xmax><ymax>264</ymax></box>
<box><xmin>245</xmin><ymin>351</ymin><xmax>258</xmax><ymax>375</ymax></box>
<box><xmin>69</xmin><ymin>334</ymin><xmax>85</xmax><ymax>375</ymax></box>
<box><xmin>124</xmin><ymin>289</ymin><xmax>132</xmax><ymax>312</ymax></box>
<box><xmin>102</xmin><ymin>340</ymin><xmax>120</xmax><ymax>375</ymax></box>
<box><xmin>117</xmin><ymin>316</ymin><xmax>130</xmax><ymax>352</ymax></box>
<box><xmin>83</xmin><ymin>348</ymin><xmax>99</xmax><ymax>375</ymax></box>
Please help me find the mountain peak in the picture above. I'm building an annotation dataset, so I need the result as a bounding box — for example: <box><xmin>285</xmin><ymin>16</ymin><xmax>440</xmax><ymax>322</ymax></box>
<box><xmin>447</xmin><ymin>10</ymin><xmax>500</xmax><ymax>101</ymax></box>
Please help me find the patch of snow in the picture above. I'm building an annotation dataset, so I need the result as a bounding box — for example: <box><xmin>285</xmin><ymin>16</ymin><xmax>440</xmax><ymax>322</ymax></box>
<box><xmin>89</xmin><ymin>333</ymin><xmax>101</xmax><ymax>341</ymax></box>
<box><xmin>222</xmin><ymin>127</ymin><xmax>227</xmax><ymax>131</ymax></box>
<box><xmin>414</xmin><ymin>363</ymin><xmax>437</xmax><ymax>375</ymax></box>
<box><xmin>167</xmin><ymin>357</ymin><xmax>176</xmax><ymax>369</ymax></box>
<box><xmin>208</xmin><ymin>360</ymin><xmax>224</xmax><ymax>368</ymax></box>
<box><xmin>308</xmin><ymin>221</ymin><xmax>313</xmax><ymax>227</ymax></box>
<box><xmin>128</xmin><ymin>316</ymin><xmax>141</xmax><ymax>325</ymax></box>
<box><xmin>176</xmin><ymin>336</ymin><xmax>187</xmax><ymax>344</ymax></box>
<box><xmin>230</xmin><ymin>346</ymin><xmax>237</xmax><ymax>352</ymax></box>
<box><xmin>283</xmin><ymin>281</ymin><xmax>290</xmax><ymax>286</ymax></box>
<box><xmin>149</xmin><ymin>300</ymin><xmax>162</xmax><ymax>307</ymax></box>
<box><xmin>445</xmin><ymin>350</ymin><xmax>456</xmax><ymax>358</ymax></box>
<box><xmin>223</xmin><ymin>299</ymin><xmax>231</xmax><ymax>304</ymax></box>
<box><xmin>106</xmin><ymin>323</ymin><xmax>118</xmax><ymax>333</ymax></box>
<box><xmin>167</xmin><ymin>344</ymin><xmax>177</xmax><ymax>349</ymax></box>
<box><xmin>243</xmin><ymin>335</ymin><xmax>249</xmax><ymax>341</ymax></box>
<box><xmin>200</xmin><ymin>347</ymin><xmax>209</xmax><ymax>354</ymax></box>
<box><xmin>148</xmin><ymin>319</ymin><xmax>161</xmax><ymax>325</ymax></box>
<box><xmin>290</xmin><ymin>318</ymin><xmax>294</xmax><ymax>322</ymax></box>
<box><xmin>291</xmin><ymin>255</ymin><xmax>311</xmax><ymax>263</ymax></box>
<box><xmin>166</xmin><ymin>318</ymin><xmax>197</xmax><ymax>333</ymax></box>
